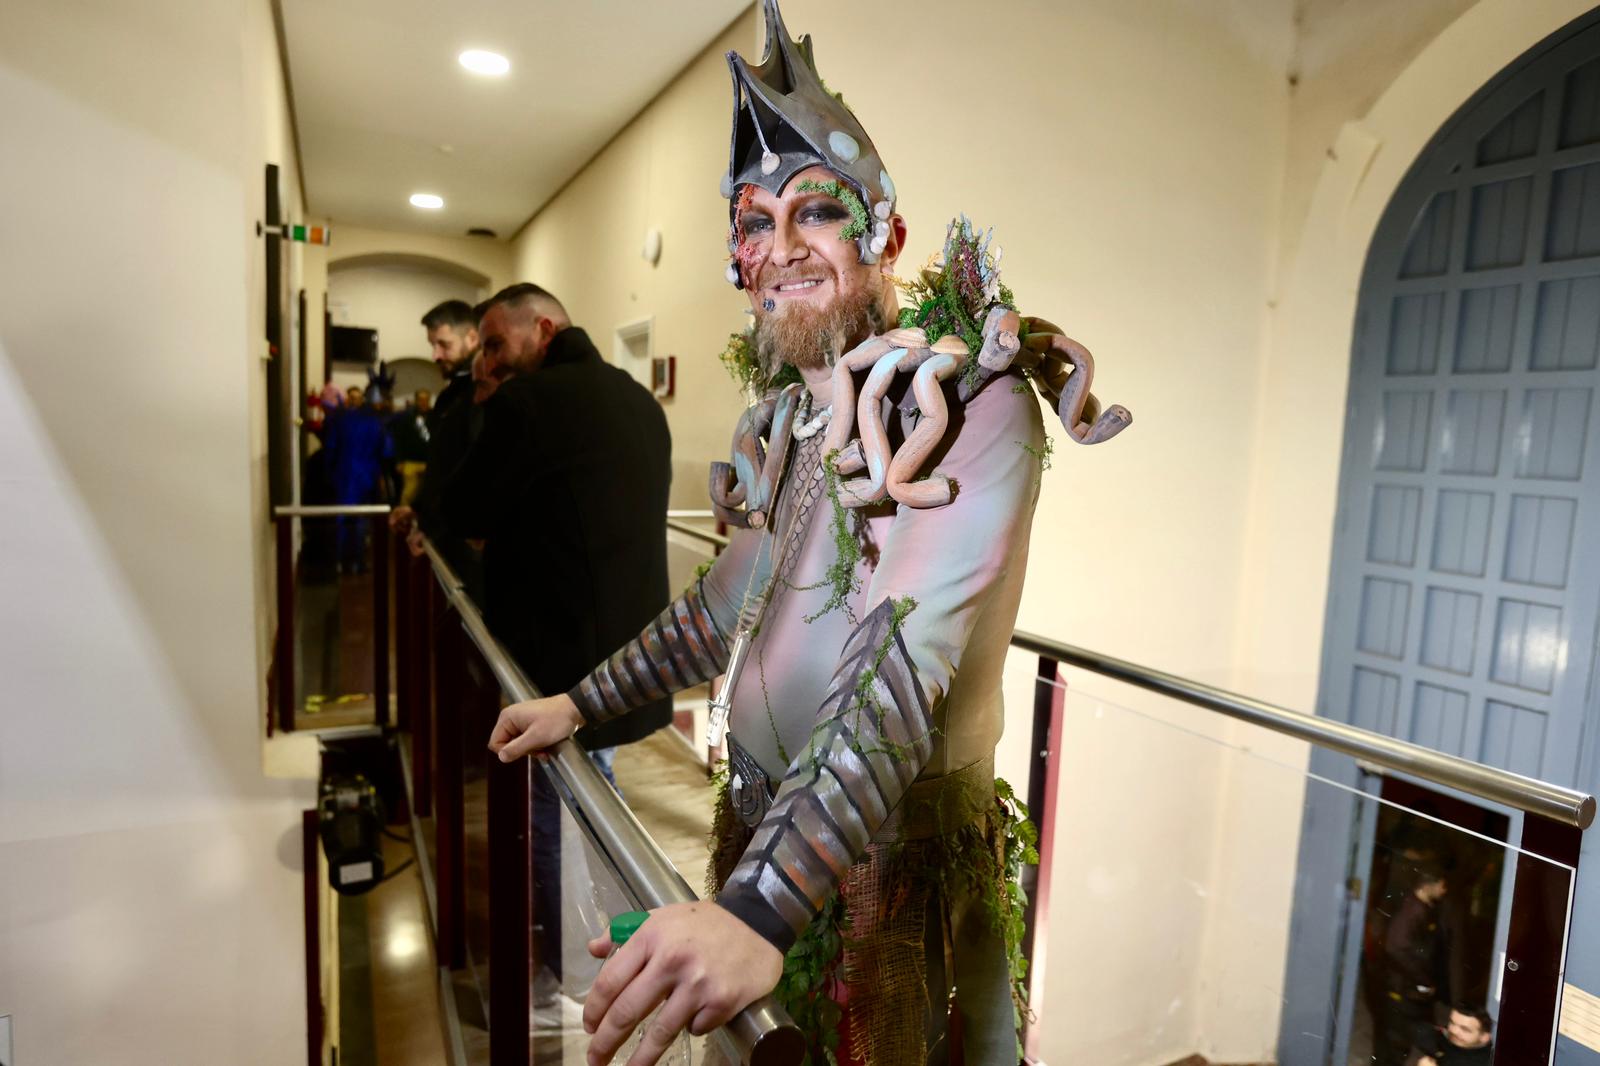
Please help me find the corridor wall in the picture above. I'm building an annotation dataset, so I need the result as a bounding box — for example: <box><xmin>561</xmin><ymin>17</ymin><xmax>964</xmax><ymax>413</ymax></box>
<box><xmin>0</xmin><ymin>0</ymin><xmax>317</xmax><ymax>1062</ymax></box>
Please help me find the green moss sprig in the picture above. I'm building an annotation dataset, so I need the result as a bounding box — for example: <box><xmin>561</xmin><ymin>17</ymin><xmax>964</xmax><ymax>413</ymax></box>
<box><xmin>720</xmin><ymin>327</ymin><xmax>801</xmax><ymax>394</ymax></box>
<box><xmin>796</xmin><ymin>179</ymin><xmax>871</xmax><ymax>242</ymax></box>
<box><xmin>774</xmin><ymin>889</ymin><xmax>849</xmax><ymax>1066</ymax></box>
<box><xmin>798</xmin><ymin>449</ymin><xmax>864</xmax><ymax>624</ymax></box>
<box><xmin>896</xmin><ymin>215</ymin><xmax>1029</xmax><ymax>390</ymax></box>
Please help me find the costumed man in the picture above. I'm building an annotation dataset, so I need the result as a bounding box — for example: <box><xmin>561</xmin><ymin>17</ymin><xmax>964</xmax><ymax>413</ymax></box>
<box><xmin>487</xmin><ymin>2</ymin><xmax>1130</xmax><ymax>1062</ymax></box>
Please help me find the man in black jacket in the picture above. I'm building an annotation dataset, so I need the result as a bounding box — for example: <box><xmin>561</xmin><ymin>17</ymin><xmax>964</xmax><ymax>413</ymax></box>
<box><xmin>390</xmin><ymin>300</ymin><xmax>483</xmax><ymax>592</ymax></box>
<box><xmin>445</xmin><ymin>282</ymin><xmax>673</xmax><ymax>1012</ymax></box>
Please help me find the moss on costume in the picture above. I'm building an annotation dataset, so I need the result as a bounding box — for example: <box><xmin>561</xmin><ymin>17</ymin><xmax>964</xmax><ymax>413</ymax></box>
<box><xmin>795</xmin><ymin>449</ymin><xmax>864</xmax><ymax>624</ymax></box>
<box><xmin>720</xmin><ymin>327</ymin><xmax>801</xmax><ymax>395</ymax></box>
<box><xmin>796</xmin><ymin>178</ymin><xmax>871</xmax><ymax>242</ymax></box>
<box><xmin>896</xmin><ymin>216</ymin><xmax>1018</xmax><ymax>354</ymax></box>
<box><xmin>709</xmin><ymin>777</ymin><xmax>1040</xmax><ymax>1064</ymax></box>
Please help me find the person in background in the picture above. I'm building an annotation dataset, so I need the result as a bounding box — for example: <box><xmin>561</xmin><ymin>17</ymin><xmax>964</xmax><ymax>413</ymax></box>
<box><xmin>1414</xmin><ymin>1004</ymin><xmax>1494</xmax><ymax>1066</ymax></box>
<box><xmin>445</xmin><ymin>282</ymin><xmax>674</xmax><ymax>1027</ymax></box>
<box><xmin>321</xmin><ymin>385</ymin><xmax>391</xmax><ymax>573</ymax></box>
<box><xmin>388</xmin><ymin>388</ymin><xmax>432</xmax><ymax>506</ymax></box>
<box><xmin>389</xmin><ymin>300</ymin><xmax>481</xmax><ymax>586</ymax></box>
<box><xmin>1380</xmin><ymin>864</ymin><xmax>1454</xmax><ymax>1066</ymax></box>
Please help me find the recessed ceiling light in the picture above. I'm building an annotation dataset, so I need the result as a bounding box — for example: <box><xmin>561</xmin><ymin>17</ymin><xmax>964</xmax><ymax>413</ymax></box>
<box><xmin>458</xmin><ymin>50</ymin><xmax>510</xmax><ymax>76</ymax></box>
<box><xmin>409</xmin><ymin>193</ymin><xmax>444</xmax><ymax>210</ymax></box>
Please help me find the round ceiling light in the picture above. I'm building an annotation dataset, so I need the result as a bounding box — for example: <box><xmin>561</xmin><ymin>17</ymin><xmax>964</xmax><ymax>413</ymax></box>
<box><xmin>458</xmin><ymin>50</ymin><xmax>510</xmax><ymax>76</ymax></box>
<box><xmin>409</xmin><ymin>193</ymin><xmax>444</xmax><ymax>210</ymax></box>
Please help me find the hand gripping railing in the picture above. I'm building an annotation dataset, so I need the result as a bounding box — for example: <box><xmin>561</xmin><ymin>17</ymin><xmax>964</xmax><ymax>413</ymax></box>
<box><xmin>416</xmin><ymin>537</ymin><xmax>805</xmax><ymax>1066</ymax></box>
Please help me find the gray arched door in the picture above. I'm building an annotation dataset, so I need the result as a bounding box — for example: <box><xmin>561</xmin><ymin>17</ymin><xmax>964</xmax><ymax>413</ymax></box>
<box><xmin>1280</xmin><ymin>11</ymin><xmax>1600</xmax><ymax>1065</ymax></box>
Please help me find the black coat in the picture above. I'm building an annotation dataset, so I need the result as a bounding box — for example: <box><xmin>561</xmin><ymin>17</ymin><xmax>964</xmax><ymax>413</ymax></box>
<box><xmin>414</xmin><ymin>366</ymin><xmax>487</xmax><ymax>596</ymax></box>
<box><xmin>445</xmin><ymin>327</ymin><xmax>674</xmax><ymax>749</ymax></box>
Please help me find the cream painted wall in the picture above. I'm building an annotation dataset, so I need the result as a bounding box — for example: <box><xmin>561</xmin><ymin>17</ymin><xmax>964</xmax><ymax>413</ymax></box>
<box><xmin>512</xmin><ymin>10</ymin><xmax>758</xmax><ymax>510</ymax></box>
<box><xmin>330</xmin><ymin>223</ymin><xmax>514</xmax><ymax>294</ymax></box>
<box><xmin>0</xmin><ymin>0</ymin><xmax>316</xmax><ymax>1063</ymax></box>
<box><xmin>328</xmin><ymin>260</ymin><xmax>485</xmax><ymax>364</ymax></box>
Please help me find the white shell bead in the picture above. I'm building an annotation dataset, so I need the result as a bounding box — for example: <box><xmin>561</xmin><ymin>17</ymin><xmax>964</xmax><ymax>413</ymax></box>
<box><xmin>828</xmin><ymin>130</ymin><xmax>860</xmax><ymax>163</ymax></box>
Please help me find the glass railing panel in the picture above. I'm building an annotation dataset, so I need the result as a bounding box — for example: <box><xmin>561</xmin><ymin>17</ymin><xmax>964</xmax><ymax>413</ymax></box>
<box><xmin>1000</xmin><ymin>653</ymin><xmax>1576</xmax><ymax>1066</ymax></box>
<box><xmin>290</xmin><ymin>513</ymin><xmax>385</xmax><ymax>729</ymax></box>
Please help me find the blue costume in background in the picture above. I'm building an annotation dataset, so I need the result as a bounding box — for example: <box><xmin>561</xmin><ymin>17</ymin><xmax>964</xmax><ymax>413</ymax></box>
<box><xmin>321</xmin><ymin>405</ymin><xmax>392</xmax><ymax>570</ymax></box>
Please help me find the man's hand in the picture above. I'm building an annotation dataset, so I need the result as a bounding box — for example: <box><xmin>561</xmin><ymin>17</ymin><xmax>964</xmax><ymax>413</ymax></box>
<box><xmin>405</xmin><ymin>528</ymin><xmax>425</xmax><ymax>558</ymax></box>
<box><xmin>487</xmin><ymin>693</ymin><xmax>583</xmax><ymax>762</ymax></box>
<box><xmin>1418</xmin><ymin>1056</ymin><xmax>1438</xmax><ymax>1066</ymax></box>
<box><xmin>389</xmin><ymin>505</ymin><xmax>416</xmax><ymax>534</ymax></box>
<box><xmin>581</xmin><ymin>902</ymin><xmax>783</xmax><ymax>1066</ymax></box>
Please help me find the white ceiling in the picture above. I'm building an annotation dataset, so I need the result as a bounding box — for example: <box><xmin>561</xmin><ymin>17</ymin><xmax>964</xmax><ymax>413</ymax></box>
<box><xmin>280</xmin><ymin>0</ymin><xmax>751</xmax><ymax>238</ymax></box>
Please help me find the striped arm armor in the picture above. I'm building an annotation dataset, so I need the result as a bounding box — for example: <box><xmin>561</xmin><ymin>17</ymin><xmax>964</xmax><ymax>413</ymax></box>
<box><xmin>567</xmin><ymin>580</ymin><xmax>732</xmax><ymax>726</ymax></box>
<box><xmin>715</xmin><ymin>598</ymin><xmax>935</xmax><ymax>953</ymax></box>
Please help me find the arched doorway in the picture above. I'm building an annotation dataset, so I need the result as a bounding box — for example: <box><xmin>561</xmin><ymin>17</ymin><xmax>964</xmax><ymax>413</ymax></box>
<box><xmin>1282</xmin><ymin>9</ymin><xmax>1600</xmax><ymax>1065</ymax></box>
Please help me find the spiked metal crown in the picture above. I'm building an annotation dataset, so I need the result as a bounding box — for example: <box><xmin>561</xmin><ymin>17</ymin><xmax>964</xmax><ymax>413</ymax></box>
<box><xmin>724</xmin><ymin>0</ymin><xmax>896</xmax><ymax>276</ymax></box>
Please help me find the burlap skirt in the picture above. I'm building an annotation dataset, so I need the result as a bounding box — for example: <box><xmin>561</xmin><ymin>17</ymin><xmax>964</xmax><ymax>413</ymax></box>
<box><xmin>704</xmin><ymin>780</ymin><xmax>1025</xmax><ymax>1066</ymax></box>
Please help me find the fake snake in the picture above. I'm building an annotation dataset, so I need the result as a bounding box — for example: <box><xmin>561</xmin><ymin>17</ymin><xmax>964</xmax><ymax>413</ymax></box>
<box><xmin>713</xmin><ymin>308</ymin><xmax>1131</xmax><ymax>524</ymax></box>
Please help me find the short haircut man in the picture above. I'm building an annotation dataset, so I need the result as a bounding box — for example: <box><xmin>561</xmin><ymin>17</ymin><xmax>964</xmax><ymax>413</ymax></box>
<box><xmin>420</xmin><ymin>299</ymin><xmax>479</xmax><ymax>375</ymax></box>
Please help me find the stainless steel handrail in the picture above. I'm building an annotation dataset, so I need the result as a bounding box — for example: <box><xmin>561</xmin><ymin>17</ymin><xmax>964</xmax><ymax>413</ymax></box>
<box><xmin>274</xmin><ymin>504</ymin><xmax>392</xmax><ymax>517</ymax></box>
<box><xmin>1013</xmin><ymin>630</ymin><xmax>1595</xmax><ymax>830</ymax></box>
<box><xmin>417</xmin><ymin>538</ymin><xmax>804</xmax><ymax>1065</ymax></box>
<box><xmin>663</xmin><ymin>522</ymin><xmax>1594</xmax><ymax>830</ymax></box>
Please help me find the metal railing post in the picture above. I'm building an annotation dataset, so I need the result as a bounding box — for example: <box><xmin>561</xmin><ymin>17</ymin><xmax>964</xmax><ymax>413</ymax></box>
<box><xmin>1497</xmin><ymin>813</ymin><xmax>1583</xmax><ymax>1062</ymax></box>
<box><xmin>372</xmin><ymin>514</ymin><xmax>391</xmax><ymax>727</ymax></box>
<box><xmin>414</xmin><ymin>564</ymin><xmax>436</xmax><ymax>819</ymax></box>
<box><xmin>275</xmin><ymin>513</ymin><xmax>296</xmax><ymax>734</ymax></box>
<box><xmin>394</xmin><ymin>536</ymin><xmax>413</xmax><ymax>731</ymax></box>
<box><xmin>488</xmin><ymin>755</ymin><xmax>532</xmax><ymax>1066</ymax></box>
<box><xmin>1021</xmin><ymin>655</ymin><xmax>1065</xmax><ymax>1064</ymax></box>
<box><xmin>435</xmin><ymin>604</ymin><xmax>467</xmax><ymax>969</ymax></box>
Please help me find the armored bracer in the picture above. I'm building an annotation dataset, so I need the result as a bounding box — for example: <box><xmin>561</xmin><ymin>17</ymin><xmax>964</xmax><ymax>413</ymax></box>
<box><xmin>568</xmin><ymin>579</ymin><xmax>732</xmax><ymax>726</ymax></box>
<box><xmin>716</xmin><ymin>597</ymin><xmax>934</xmax><ymax>952</ymax></box>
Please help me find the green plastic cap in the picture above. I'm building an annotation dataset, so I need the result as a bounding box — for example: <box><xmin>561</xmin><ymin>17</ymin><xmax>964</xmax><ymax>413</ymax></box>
<box><xmin>609</xmin><ymin>910</ymin><xmax>650</xmax><ymax>946</ymax></box>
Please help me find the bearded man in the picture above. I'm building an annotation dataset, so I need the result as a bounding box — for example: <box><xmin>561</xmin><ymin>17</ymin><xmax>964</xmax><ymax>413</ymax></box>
<box><xmin>488</xmin><ymin>3</ymin><xmax>1129</xmax><ymax>1063</ymax></box>
<box><xmin>390</xmin><ymin>299</ymin><xmax>481</xmax><ymax>571</ymax></box>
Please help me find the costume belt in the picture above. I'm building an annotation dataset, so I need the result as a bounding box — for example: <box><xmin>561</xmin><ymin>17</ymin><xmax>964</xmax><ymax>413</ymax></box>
<box><xmin>727</xmin><ymin>735</ymin><xmax>995</xmax><ymax>843</ymax></box>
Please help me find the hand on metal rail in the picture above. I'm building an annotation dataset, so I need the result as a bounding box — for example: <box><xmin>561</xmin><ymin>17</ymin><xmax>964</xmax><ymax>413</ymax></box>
<box><xmin>487</xmin><ymin>694</ymin><xmax>583</xmax><ymax>761</ymax></box>
<box><xmin>581</xmin><ymin>901</ymin><xmax>783</xmax><ymax>1066</ymax></box>
<box><xmin>388</xmin><ymin>504</ymin><xmax>416</xmax><ymax>534</ymax></box>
